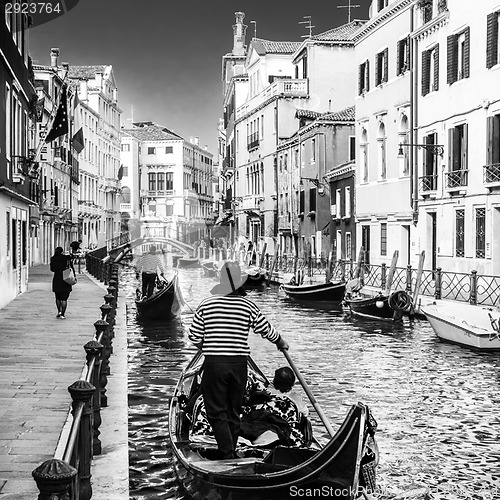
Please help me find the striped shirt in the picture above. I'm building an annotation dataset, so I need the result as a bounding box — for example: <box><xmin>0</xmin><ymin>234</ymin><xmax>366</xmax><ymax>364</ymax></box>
<box><xmin>188</xmin><ymin>295</ymin><xmax>280</xmax><ymax>356</ymax></box>
<box><xmin>136</xmin><ymin>253</ymin><xmax>165</xmax><ymax>274</ymax></box>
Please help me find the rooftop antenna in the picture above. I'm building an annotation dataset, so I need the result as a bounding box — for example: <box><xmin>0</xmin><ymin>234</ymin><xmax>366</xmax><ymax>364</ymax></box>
<box><xmin>250</xmin><ymin>20</ymin><xmax>257</xmax><ymax>39</ymax></box>
<box><xmin>337</xmin><ymin>0</ymin><xmax>361</xmax><ymax>23</ymax></box>
<box><xmin>299</xmin><ymin>15</ymin><xmax>315</xmax><ymax>38</ymax></box>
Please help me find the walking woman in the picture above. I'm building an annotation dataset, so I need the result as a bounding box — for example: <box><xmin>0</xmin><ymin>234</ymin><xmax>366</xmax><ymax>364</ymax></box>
<box><xmin>50</xmin><ymin>247</ymin><xmax>76</xmax><ymax>319</ymax></box>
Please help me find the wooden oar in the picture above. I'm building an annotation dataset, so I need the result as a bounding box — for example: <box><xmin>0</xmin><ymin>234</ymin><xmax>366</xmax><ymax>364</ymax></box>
<box><xmin>280</xmin><ymin>348</ymin><xmax>335</xmax><ymax>437</ymax></box>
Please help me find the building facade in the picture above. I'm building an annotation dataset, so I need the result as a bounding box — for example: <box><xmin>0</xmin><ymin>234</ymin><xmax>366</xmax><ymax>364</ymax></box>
<box><xmin>121</xmin><ymin>122</ymin><xmax>214</xmax><ymax>244</ymax></box>
<box><xmin>0</xmin><ymin>7</ymin><xmax>37</xmax><ymax>308</ymax></box>
<box><xmin>69</xmin><ymin>64</ymin><xmax>122</xmax><ymax>249</ymax></box>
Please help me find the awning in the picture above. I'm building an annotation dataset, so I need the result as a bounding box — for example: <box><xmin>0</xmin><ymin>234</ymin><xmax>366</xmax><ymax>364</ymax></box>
<box><xmin>215</xmin><ymin>214</ymin><xmax>234</xmax><ymax>226</ymax></box>
<box><xmin>244</xmin><ymin>210</ymin><xmax>261</xmax><ymax>220</ymax></box>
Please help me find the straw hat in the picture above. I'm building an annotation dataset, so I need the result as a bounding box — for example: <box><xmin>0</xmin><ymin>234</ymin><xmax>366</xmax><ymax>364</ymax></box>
<box><xmin>211</xmin><ymin>261</ymin><xmax>248</xmax><ymax>295</ymax></box>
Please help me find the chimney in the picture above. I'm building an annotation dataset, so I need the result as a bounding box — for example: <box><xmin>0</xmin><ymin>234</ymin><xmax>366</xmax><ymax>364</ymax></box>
<box><xmin>50</xmin><ymin>48</ymin><xmax>59</xmax><ymax>67</ymax></box>
<box><xmin>232</xmin><ymin>12</ymin><xmax>247</xmax><ymax>56</ymax></box>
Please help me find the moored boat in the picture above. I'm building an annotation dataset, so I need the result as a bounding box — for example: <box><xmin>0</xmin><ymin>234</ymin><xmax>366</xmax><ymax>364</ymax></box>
<box><xmin>177</xmin><ymin>257</ymin><xmax>201</xmax><ymax>268</ymax></box>
<box><xmin>344</xmin><ymin>293</ymin><xmax>395</xmax><ymax>320</ymax></box>
<box><xmin>421</xmin><ymin>301</ymin><xmax>500</xmax><ymax>351</ymax></box>
<box><xmin>168</xmin><ymin>352</ymin><xmax>379</xmax><ymax>500</ymax></box>
<box><xmin>282</xmin><ymin>280</ymin><xmax>346</xmax><ymax>302</ymax></box>
<box><xmin>135</xmin><ymin>274</ymin><xmax>184</xmax><ymax>320</ymax></box>
<box><xmin>201</xmin><ymin>260</ymin><xmax>218</xmax><ymax>277</ymax></box>
<box><xmin>243</xmin><ymin>266</ymin><xmax>267</xmax><ymax>288</ymax></box>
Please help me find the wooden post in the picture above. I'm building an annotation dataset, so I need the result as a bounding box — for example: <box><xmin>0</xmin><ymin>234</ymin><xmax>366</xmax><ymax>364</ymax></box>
<box><xmin>469</xmin><ymin>270</ymin><xmax>478</xmax><ymax>305</ymax></box>
<box><xmin>266</xmin><ymin>243</ymin><xmax>280</xmax><ymax>286</ymax></box>
<box><xmin>384</xmin><ymin>250</ymin><xmax>399</xmax><ymax>294</ymax></box>
<box><xmin>435</xmin><ymin>267</ymin><xmax>442</xmax><ymax>299</ymax></box>
<box><xmin>405</xmin><ymin>265</ymin><xmax>413</xmax><ymax>293</ymax></box>
<box><xmin>258</xmin><ymin>243</ymin><xmax>267</xmax><ymax>267</ymax></box>
<box><xmin>380</xmin><ymin>263</ymin><xmax>387</xmax><ymax>290</ymax></box>
<box><xmin>412</xmin><ymin>251</ymin><xmax>426</xmax><ymax>306</ymax></box>
<box><xmin>326</xmin><ymin>250</ymin><xmax>333</xmax><ymax>282</ymax></box>
<box><xmin>353</xmin><ymin>247</ymin><xmax>364</xmax><ymax>279</ymax></box>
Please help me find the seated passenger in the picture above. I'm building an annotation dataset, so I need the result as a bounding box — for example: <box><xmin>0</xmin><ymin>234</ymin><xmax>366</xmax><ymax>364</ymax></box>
<box><xmin>268</xmin><ymin>367</ymin><xmax>308</xmax><ymax>417</ymax></box>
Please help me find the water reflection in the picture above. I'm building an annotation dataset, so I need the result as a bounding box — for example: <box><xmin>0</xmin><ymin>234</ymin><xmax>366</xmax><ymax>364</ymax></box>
<box><xmin>127</xmin><ymin>266</ymin><xmax>500</xmax><ymax>500</ymax></box>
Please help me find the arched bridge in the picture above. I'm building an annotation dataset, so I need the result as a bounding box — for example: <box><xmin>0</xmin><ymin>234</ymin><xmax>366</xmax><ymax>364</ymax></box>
<box><xmin>108</xmin><ymin>233</ymin><xmax>195</xmax><ymax>262</ymax></box>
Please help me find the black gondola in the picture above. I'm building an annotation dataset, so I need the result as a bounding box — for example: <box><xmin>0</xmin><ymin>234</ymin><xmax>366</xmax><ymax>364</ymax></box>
<box><xmin>344</xmin><ymin>290</ymin><xmax>413</xmax><ymax>321</ymax></box>
<box><xmin>135</xmin><ymin>274</ymin><xmax>184</xmax><ymax>320</ymax></box>
<box><xmin>169</xmin><ymin>352</ymin><xmax>378</xmax><ymax>500</ymax></box>
<box><xmin>282</xmin><ymin>280</ymin><xmax>346</xmax><ymax>302</ymax></box>
<box><xmin>242</xmin><ymin>266</ymin><xmax>267</xmax><ymax>288</ymax></box>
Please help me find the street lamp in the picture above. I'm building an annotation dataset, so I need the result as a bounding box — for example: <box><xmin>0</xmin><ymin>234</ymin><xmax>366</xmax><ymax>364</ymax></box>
<box><xmin>398</xmin><ymin>143</ymin><xmax>444</xmax><ymax>158</ymax></box>
<box><xmin>300</xmin><ymin>177</ymin><xmax>327</xmax><ymax>196</ymax></box>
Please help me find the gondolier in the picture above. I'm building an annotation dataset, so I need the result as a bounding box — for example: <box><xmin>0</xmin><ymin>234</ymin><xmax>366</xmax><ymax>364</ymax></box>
<box><xmin>188</xmin><ymin>261</ymin><xmax>289</xmax><ymax>460</ymax></box>
<box><xmin>136</xmin><ymin>245</ymin><xmax>165</xmax><ymax>299</ymax></box>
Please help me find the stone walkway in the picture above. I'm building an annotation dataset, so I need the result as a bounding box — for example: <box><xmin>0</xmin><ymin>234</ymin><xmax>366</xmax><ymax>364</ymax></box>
<box><xmin>0</xmin><ymin>265</ymin><xmax>128</xmax><ymax>499</ymax></box>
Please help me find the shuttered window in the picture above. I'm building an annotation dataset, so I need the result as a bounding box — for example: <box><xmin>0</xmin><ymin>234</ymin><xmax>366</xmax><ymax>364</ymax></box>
<box><xmin>455</xmin><ymin>209</ymin><xmax>465</xmax><ymax>257</ymax></box>
<box><xmin>422</xmin><ymin>50</ymin><xmax>431</xmax><ymax>95</ymax></box>
<box><xmin>380</xmin><ymin>223</ymin><xmax>387</xmax><ymax>256</ymax></box>
<box><xmin>447</xmin><ymin>28</ymin><xmax>470</xmax><ymax>83</ymax></box>
<box><xmin>375</xmin><ymin>48</ymin><xmax>389</xmax><ymax>86</ymax></box>
<box><xmin>397</xmin><ymin>37</ymin><xmax>410</xmax><ymax>75</ymax></box>
<box><xmin>486</xmin><ymin>12</ymin><xmax>500</xmax><ymax>68</ymax></box>
<box><xmin>358</xmin><ymin>60</ymin><xmax>370</xmax><ymax>94</ymax></box>
<box><xmin>486</xmin><ymin>114</ymin><xmax>500</xmax><ymax>165</ymax></box>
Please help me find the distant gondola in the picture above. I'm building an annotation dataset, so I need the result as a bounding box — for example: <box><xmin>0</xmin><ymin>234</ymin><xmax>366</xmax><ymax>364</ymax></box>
<box><xmin>177</xmin><ymin>257</ymin><xmax>201</xmax><ymax>268</ymax></box>
<box><xmin>282</xmin><ymin>280</ymin><xmax>346</xmax><ymax>302</ymax></box>
<box><xmin>135</xmin><ymin>274</ymin><xmax>184</xmax><ymax>320</ymax></box>
<box><xmin>168</xmin><ymin>351</ymin><xmax>379</xmax><ymax>500</ymax></box>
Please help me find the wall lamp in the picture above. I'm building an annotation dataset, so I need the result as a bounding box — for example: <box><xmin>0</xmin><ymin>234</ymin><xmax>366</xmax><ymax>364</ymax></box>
<box><xmin>398</xmin><ymin>143</ymin><xmax>444</xmax><ymax>158</ymax></box>
<box><xmin>300</xmin><ymin>177</ymin><xmax>327</xmax><ymax>197</ymax></box>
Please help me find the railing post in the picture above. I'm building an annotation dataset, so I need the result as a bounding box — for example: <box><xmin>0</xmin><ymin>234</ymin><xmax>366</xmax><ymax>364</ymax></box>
<box><xmin>406</xmin><ymin>265</ymin><xmax>413</xmax><ymax>293</ymax></box>
<box><xmin>68</xmin><ymin>380</ymin><xmax>95</xmax><ymax>500</ymax></box>
<box><xmin>380</xmin><ymin>263</ymin><xmax>387</xmax><ymax>290</ymax></box>
<box><xmin>32</xmin><ymin>458</ymin><xmax>77</xmax><ymax>500</ymax></box>
<box><xmin>84</xmin><ymin>340</ymin><xmax>103</xmax><ymax>456</ymax></box>
<box><xmin>434</xmin><ymin>267</ymin><xmax>442</xmax><ymax>300</ymax></box>
<box><xmin>95</xmin><ymin>319</ymin><xmax>110</xmax><ymax>407</ymax></box>
<box><xmin>469</xmin><ymin>270</ymin><xmax>478</xmax><ymax>305</ymax></box>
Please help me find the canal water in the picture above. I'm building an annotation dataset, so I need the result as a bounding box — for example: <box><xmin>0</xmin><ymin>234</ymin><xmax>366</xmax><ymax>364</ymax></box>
<box><xmin>126</xmin><ymin>263</ymin><xmax>500</xmax><ymax>500</ymax></box>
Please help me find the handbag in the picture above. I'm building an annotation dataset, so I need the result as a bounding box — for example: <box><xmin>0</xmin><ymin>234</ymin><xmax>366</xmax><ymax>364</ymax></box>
<box><xmin>63</xmin><ymin>264</ymin><xmax>77</xmax><ymax>285</ymax></box>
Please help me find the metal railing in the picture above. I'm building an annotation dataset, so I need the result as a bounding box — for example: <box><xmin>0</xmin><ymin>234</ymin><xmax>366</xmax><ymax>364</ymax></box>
<box><xmin>32</xmin><ymin>265</ymin><xmax>119</xmax><ymax>499</ymax></box>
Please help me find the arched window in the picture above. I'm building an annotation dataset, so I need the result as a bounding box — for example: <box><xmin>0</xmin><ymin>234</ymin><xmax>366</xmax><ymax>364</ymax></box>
<box><xmin>377</xmin><ymin>121</ymin><xmax>386</xmax><ymax>180</ymax></box>
<box><xmin>360</xmin><ymin>128</ymin><xmax>369</xmax><ymax>182</ymax></box>
<box><xmin>398</xmin><ymin>114</ymin><xmax>410</xmax><ymax>176</ymax></box>
<box><xmin>121</xmin><ymin>186</ymin><xmax>131</xmax><ymax>204</ymax></box>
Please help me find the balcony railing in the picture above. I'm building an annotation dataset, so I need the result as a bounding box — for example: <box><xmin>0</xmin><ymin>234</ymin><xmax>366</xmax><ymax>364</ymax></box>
<box><xmin>242</xmin><ymin>194</ymin><xmax>264</xmax><ymax>210</ymax></box>
<box><xmin>445</xmin><ymin>169</ymin><xmax>468</xmax><ymax>189</ymax></box>
<box><xmin>146</xmin><ymin>189</ymin><xmax>174</xmax><ymax>197</ymax></box>
<box><xmin>236</xmin><ymin>79</ymin><xmax>308</xmax><ymax>120</ymax></box>
<box><xmin>419</xmin><ymin>174</ymin><xmax>438</xmax><ymax>192</ymax></box>
<box><xmin>247</xmin><ymin>132</ymin><xmax>260</xmax><ymax>151</ymax></box>
<box><xmin>484</xmin><ymin>163</ymin><xmax>500</xmax><ymax>184</ymax></box>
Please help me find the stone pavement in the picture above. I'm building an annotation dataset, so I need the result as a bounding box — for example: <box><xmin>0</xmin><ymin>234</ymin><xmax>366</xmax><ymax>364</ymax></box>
<box><xmin>0</xmin><ymin>265</ymin><xmax>128</xmax><ymax>499</ymax></box>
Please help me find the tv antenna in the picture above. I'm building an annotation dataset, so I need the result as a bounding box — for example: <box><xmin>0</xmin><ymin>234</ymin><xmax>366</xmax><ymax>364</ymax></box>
<box><xmin>299</xmin><ymin>15</ymin><xmax>315</xmax><ymax>38</ymax></box>
<box><xmin>250</xmin><ymin>20</ymin><xmax>257</xmax><ymax>39</ymax></box>
<box><xmin>337</xmin><ymin>0</ymin><xmax>361</xmax><ymax>23</ymax></box>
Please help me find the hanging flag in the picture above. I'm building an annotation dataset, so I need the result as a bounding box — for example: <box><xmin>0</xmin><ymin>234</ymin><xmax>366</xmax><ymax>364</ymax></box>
<box><xmin>45</xmin><ymin>86</ymin><xmax>68</xmax><ymax>143</ymax></box>
<box><xmin>71</xmin><ymin>91</ymin><xmax>85</xmax><ymax>154</ymax></box>
<box><xmin>117</xmin><ymin>165</ymin><xmax>124</xmax><ymax>180</ymax></box>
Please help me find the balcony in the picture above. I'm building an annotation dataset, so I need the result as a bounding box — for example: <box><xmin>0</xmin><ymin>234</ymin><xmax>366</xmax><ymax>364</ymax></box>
<box><xmin>445</xmin><ymin>169</ymin><xmax>468</xmax><ymax>191</ymax></box>
<box><xmin>484</xmin><ymin>163</ymin><xmax>500</xmax><ymax>189</ymax></box>
<box><xmin>147</xmin><ymin>189</ymin><xmax>174</xmax><ymax>197</ymax></box>
<box><xmin>419</xmin><ymin>174</ymin><xmax>438</xmax><ymax>194</ymax></box>
<box><xmin>242</xmin><ymin>194</ymin><xmax>264</xmax><ymax>211</ymax></box>
<box><xmin>236</xmin><ymin>79</ymin><xmax>308</xmax><ymax>120</ymax></box>
<box><xmin>120</xmin><ymin>203</ymin><xmax>132</xmax><ymax>212</ymax></box>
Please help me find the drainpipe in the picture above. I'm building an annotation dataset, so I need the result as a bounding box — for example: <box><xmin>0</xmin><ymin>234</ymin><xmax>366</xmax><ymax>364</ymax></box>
<box><xmin>411</xmin><ymin>5</ymin><xmax>419</xmax><ymax>225</ymax></box>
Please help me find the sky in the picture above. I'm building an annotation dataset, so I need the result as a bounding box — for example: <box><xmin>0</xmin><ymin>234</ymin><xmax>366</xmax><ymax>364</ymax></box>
<box><xmin>28</xmin><ymin>0</ymin><xmax>372</xmax><ymax>156</ymax></box>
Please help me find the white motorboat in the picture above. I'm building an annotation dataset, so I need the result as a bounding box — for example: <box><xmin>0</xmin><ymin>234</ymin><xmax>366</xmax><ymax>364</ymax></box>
<box><xmin>421</xmin><ymin>301</ymin><xmax>500</xmax><ymax>351</ymax></box>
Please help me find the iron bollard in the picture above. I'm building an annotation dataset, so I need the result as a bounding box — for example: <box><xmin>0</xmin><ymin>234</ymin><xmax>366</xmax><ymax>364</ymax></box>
<box><xmin>84</xmin><ymin>340</ymin><xmax>103</xmax><ymax>456</ymax></box>
<box><xmin>100</xmin><ymin>303</ymin><xmax>112</xmax><ymax>321</ymax></box>
<box><xmin>32</xmin><ymin>458</ymin><xmax>77</xmax><ymax>500</ymax></box>
<box><xmin>68</xmin><ymin>380</ymin><xmax>95</xmax><ymax>500</ymax></box>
